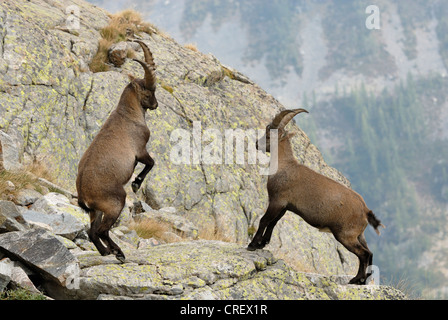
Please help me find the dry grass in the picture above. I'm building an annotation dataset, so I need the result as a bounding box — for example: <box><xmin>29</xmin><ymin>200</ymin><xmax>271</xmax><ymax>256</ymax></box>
<box><xmin>0</xmin><ymin>169</ymin><xmax>37</xmax><ymax>198</ymax></box>
<box><xmin>197</xmin><ymin>225</ymin><xmax>231</xmax><ymax>242</ymax></box>
<box><xmin>184</xmin><ymin>43</ymin><xmax>198</xmax><ymax>52</ymax></box>
<box><xmin>128</xmin><ymin>218</ymin><xmax>234</xmax><ymax>244</ymax></box>
<box><xmin>384</xmin><ymin>276</ymin><xmax>420</xmax><ymax>300</ymax></box>
<box><xmin>26</xmin><ymin>160</ymin><xmax>56</xmax><ymax>183</ymax></box>
<box><xmin>0</xmin><ymin>159</ymin><xmax>58</xmax><ymax>200</ymax></box>
<box><xmin>275</xmin><ymin>252</ymin><xmax>317</xmax><ymax>274</ymax></box>
<box><xmin>128</xmin><ymin>218</ymin><xmax>171</xmax><ymax>240</ymax></box>
<box><xmin>89</xmin><ymin>9</ymin><xmax>157</xmax><ymax>73</ymax></box>
<box><xmin>89</xmin><ymin>39</ymin><xmax>113</xmax><ymax>72</ymax></box>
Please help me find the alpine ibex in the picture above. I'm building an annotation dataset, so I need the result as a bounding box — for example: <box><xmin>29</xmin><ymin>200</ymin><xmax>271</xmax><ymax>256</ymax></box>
<box><xmin>76</xmin><ymin>40</ymin><xmax>158</xmax><ymax>262</ymax></box>
<box><xmin>248</xmin><ymin>109</ymin><xmax>385</xmax><ymax>285</ymax></box>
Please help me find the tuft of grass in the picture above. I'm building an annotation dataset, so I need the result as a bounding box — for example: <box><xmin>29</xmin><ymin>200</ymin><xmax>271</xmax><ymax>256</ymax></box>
<box><xmin>0</xmin><ymin>169</ymin><xmax>39</xmax><ymax>199</ymax></box>
<box><xmin>247</xmin><ymin>225</ymin><xmax>257</xmax><ymax>238</ymax></box>
<box><xmin>26</xmin><ymin>160</ymin><xmax>56</xmax><ymax>184</ymax></box>
<box><xmin>102</xmin><ymin>10</ymin><xmax>156</xmax><ymax>42</ymax></box>
<box><xmin>0</xmin><ymin>159</ymin><xmax>57</xmax><ymax>200</ymax></box>
<box><xmin>197</xmin><ymin>225</ymin><xmax>231</xmax><ymax>243</ymax></box>
<box><xmin>89</xmin><ymin>39</ymin><xmax>113</xmax><ymax>72</ymax></box>
<box><xmin>89</xmin><ymin>9</ymin><xmax>159</xmax><ymax>73</ymax></box>
<box><xmin>0</xmin><ymin>288</ymin><xmax>47</xmax><ymax>300</ymax></box>
<box><xmin>384</xmin><ymin>276</ymin><xmax>420</xmax><ymax>300</ymax></box>
<box><xmin>128</xmin><ymin>218</ymin><xmax>170</xmax><ymax>240</ymax></box>
<box><xmin>184</xmin><ymin>43</ymin><xmax>198</xmax><ymax>52</ymax></box>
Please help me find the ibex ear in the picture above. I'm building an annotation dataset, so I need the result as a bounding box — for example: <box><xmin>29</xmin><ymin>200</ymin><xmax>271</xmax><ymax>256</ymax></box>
<box><xmin>130</xmin><ymin>78</ymin><xmax>144</xmax><ymax>98</ymax></box>
<box><xmin>280</xmin><ymin>131</ymin><xmax>296</xmax><ymax>140</ymax></box>
<box><xmin>130</xmin><ymin>78</ymin><xmax>138</xmax><ymax>90</ymax></box>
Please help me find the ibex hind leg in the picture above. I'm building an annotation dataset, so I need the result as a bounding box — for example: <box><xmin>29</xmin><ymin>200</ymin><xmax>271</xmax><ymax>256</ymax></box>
<box><xmin>88</xmin><ymin>210</ymin><xmax>111</xmax><ymax>256</ymax></box>
<box><xmin>358</xmin><ymin>233</ymin><xmax>374</xmax><ymax>281</ymax></box>
<box><xmin>97</xmin><ymin>206</ymin><xmax>126</xmax><ymax>263</ymax></box>
<box><xmin>337</xmin><ymin>236</ymin><xmax>371</xmax><ymax>285</ymax></box>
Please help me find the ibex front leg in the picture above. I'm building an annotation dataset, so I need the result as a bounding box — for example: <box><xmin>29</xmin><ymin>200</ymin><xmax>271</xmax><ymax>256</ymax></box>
<box><xmin>132</xmin><ymin>151</ymin><xmax>155</xmax><ymax>193</ymax></box>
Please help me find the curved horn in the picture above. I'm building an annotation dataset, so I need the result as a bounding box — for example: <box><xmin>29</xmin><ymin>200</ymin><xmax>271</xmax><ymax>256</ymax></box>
<box><xmin>132</xmin><ymin>59</ymin><xmax>155</xmax><ymax>89</ymax></box>
<box><xmin>271</xmin><ymin>108</ymin><xmax>309</xmax><ymax>129</ymax></box>
<box><xmin>133</xmin><ymin>40</ymin><xmax>156</xmax><ymax>68</ymax></box>
<box><xmin>132</xmin><ymin>40</ymin><xmax>156</xmax><ymax>89</ymax></box>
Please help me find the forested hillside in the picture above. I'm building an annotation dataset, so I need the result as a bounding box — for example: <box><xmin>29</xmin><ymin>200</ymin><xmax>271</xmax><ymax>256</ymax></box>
<box><xmin>299</xmin><ymin>73</ymin><xmax>448</xmax><ymax>296</ymax></box>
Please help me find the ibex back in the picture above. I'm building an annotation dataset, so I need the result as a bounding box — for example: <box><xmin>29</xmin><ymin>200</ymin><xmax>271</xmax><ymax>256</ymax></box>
<box><xmin>76</xmin><ymin>40</ymin><xmax>158</xmax><ymax>262</ymax></box>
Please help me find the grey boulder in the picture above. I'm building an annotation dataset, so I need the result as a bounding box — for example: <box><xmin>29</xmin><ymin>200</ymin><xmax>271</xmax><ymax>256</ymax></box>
<box><xmin>0</xmin><ymin>229</ymin><xmax>80</xmax><ymax>290</ymax></box>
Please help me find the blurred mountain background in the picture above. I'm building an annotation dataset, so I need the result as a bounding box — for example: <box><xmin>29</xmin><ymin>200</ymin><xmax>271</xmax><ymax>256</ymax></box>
<box><xmin>87</xmin><ymin>0</ymin><xmax>448</xmax><ymax>298</ymax></box>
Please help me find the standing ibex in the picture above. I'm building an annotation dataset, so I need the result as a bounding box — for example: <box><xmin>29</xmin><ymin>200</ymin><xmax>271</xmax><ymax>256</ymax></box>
<box><xmin>76</xmin><ymin>40</ymin><xmax>158</xmax><ymax>262</ymax></box>
<box><xmin>248</xmin><ymin>109</ymin><xmax>384</xmax><ymax>285</ymax></box>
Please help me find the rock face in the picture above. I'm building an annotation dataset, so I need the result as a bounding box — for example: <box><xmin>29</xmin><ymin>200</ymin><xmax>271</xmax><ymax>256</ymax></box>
<box><xmin>0</xmin><ymin>131</ymin><xmax>22</xmax><ymax>171</ymax></box>
<box><xmin>0</xmin><ymin>0</ymin><xmax>358</xmax><ymax>276</ymax></box>
<box><xmin>0</xmin><ymin>258</ymin><xmax>12</xmax><ymax>292</ymax></box>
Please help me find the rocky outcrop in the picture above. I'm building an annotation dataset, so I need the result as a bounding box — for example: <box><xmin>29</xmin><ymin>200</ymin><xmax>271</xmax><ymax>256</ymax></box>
<box><xmin>0</xmin><ymin>200</ymin><xmax>29</xmax><ymax>233</ymax></box>
<box><xmin>0</xmin><ymin>214</ymin><xmax>405</xmax><ymax>300</ymax></box>
<box><xmin>0</xmin><ymin>0</ymin><xmax>357</xmax><ymax>277</ymax></box>
<box><xmin>0</xmin><ymin>174</ymin><xmax>404</xmax><ymax>300</ymax></box>
<box><xmin>62</xmin><ymin>241</ymin><xmax>405</xmax><ymax>300</ymax></box>
<box><xmin>0</xmin><ymin>229</ymin><xmax>79</xmax><ymax>289</ymax></box>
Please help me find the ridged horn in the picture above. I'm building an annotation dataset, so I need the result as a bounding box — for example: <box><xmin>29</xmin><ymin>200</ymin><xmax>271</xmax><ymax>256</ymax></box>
<box><xmin>271</xmin><ymin>108</ymin><xmax>309</xmax><ymax>129</ymax></box>
<box><xmin>132</xmin><ymin>40</ymin><xmax>156</xmax><ymax>89</ymax></box>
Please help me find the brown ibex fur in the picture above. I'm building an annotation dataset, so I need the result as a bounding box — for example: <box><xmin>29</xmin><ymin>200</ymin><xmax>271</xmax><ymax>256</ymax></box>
<box><xmin>76</xmin><ymin>40</ymin><xmax>158</xmax><ymax>262</ymax></box>
<box><xmin>248</xmin><ymin>109</ymin><xmax>385</xmax><ymax>285</ymax></box>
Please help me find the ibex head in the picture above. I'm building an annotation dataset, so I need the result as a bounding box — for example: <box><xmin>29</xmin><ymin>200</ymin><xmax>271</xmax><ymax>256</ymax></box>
<box><xmin>256</xmin><ymin>108</ymin><xmax>308</xmax><ymax>152</ymax></box>
<box><xmin>130</xmin><ymin>40</ymin><xmax>158</xmax><ymax>110</ymax></box>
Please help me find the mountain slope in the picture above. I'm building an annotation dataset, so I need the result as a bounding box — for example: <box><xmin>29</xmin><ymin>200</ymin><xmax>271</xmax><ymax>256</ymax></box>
<box><xmin>0</xmin><ymin>0</ymin><xmax>363</xmax><ymax>283</ymax></box>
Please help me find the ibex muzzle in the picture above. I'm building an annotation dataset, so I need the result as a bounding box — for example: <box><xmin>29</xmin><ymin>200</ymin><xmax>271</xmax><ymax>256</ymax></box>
<box><xmin>76</xmin><ymin>40</ymin><xmax>158</xmax><ymax>263</ymax></box>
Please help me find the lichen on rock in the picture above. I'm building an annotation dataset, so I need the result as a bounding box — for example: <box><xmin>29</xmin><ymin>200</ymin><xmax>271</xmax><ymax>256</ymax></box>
<box><xmin>53</xmin><ymin>241</ymin><xmax>405</xmax><ymax>300</ymax></box>
<box><xmin>0</xmin><ymin>0</ymin><xmax>389</xmax><ymax>297</ymax></box>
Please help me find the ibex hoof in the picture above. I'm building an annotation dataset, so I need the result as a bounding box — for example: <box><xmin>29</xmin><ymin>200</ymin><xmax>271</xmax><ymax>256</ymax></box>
<box><xmin>247</xmin><ymin>239</ymin><xmax>267</xmax><ymax>251</ymax></box>
<box><xmin>247</xmin><ymin>242</ymin><xmax>263</xmax><ymax>251</ymax></box>
<box><xmin>132</xmin><ymin>178</ymin><xmax>143</xmax><ymax>193</ymax></box>
<box><xmin>115</xmin><ymin>253</ymin><xmax>126</xmax><ymax>264</ymax></box>
<box><xmin>131</xmin><ymin>182</ymin><xmax>140</xmax><ymax>193</ymax></box>
<box><xmin>348</xmin><ymin>277</ymin><xmax>366</xmax><ymax>285</ymax></box>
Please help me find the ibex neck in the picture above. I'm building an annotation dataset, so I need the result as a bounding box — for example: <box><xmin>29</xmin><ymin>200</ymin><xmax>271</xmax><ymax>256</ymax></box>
<box><xmin>116</xmin><ymin>93</ymin><xmax>146</xmax><ymax>123</ymax></box>
<box><xmin>279</xmin><ymin>138</ymin><xmax>295</xmax><ymax>159</ymax></box>
<box><xmin>270</xmin><ymin>137</ymin><xmax>296</xmax><ymax>170</ymax></box>
<box><xmin>271</xmin><ymin>137</ymin><xmax>296</xmax><ymax>166</ymax></box>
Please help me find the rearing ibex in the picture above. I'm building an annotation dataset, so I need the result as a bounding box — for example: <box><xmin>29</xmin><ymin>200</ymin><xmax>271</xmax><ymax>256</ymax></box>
<box><xmin>248</xmin><ymin>109</ymin><xmax>385</xmax><ymax>285</ymax></box>
<box><xmin>76</xmin><ymin>40</ymin><xmax>158</xmax><ymax>262</ymax></box>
